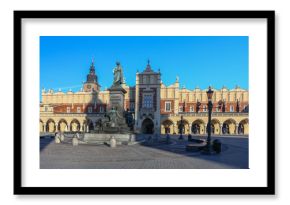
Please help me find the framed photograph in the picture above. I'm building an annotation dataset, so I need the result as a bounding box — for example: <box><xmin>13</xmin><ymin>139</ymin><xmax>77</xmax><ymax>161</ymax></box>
<box><xmin>14</xmin><ymin>10</ymin><xmax>275</xmax><ymax>195</ymax></box>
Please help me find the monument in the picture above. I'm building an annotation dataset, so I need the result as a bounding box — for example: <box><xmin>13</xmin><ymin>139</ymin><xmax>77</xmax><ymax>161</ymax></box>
<box><xmin>82</xmin><ymin>62</ymin><xmax>142</xmax><ymax>146</ymax></box>
<box><xmin>108</xmin><ymin>62</ymin><xmax>127</xmax><ymax>111</ymax></box>
<box><xmin>100</xmin><ymin>62</ymin><xmax>131</xmax><ymax>133</ymax></box>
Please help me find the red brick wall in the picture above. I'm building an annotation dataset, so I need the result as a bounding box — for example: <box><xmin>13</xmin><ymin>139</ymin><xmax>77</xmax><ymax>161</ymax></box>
<box><xmin>51</xmin><ymin>101</ymin><xmax>248</xmax><ymax>114</ymax></box>
<box><xmin>160</xmin><ymin>100</ymin><xmax>175</xmax><ymax>114</ymax></box>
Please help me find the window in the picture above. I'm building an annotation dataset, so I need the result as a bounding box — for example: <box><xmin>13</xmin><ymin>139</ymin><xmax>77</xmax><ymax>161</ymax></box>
<box><xmin>88</xmin><ymin>107</ymin><xmax>92</xmax><ymax>113</ymax></box>
<box><xmin>203</xmin><ymin>105</ymin><xmax>207</xmax><ymax>112</ymax></box>
<box><xmin>44</xmin><ymin>106</ymin><xmax>48</xmax><ymax>112</ymax></box>
<box><xmin>165</xmin><ymin>101</ymin><xmax>171</xmax><ymax>112</ymax></box>
<box><xmin>67</xmin><ymin>107</ymin><xmax>70</xmax><ymax>113</ymax></box>
<box><xmin>77</xmin><ymin>107</ymin><xmax>81</xmax><ymax>113</ymax></box>
<box><xmin>143</xmin><ymin>94</ymin><xmax>153</xmax><ymax>108</ymax></box>
<box><xmin>179</xmin><ymin>106</ymin><xmax>183</xmax><ymax>112</ymax></box>
<box><xmin>230</xmin><ymin>105</ymin><xmax>234</xmax><ymax>112</ymax></box>
<box><xmin>100</xmin><ymin>106</ymin><xmax>104</xmax><ymax>113</ymax></box>
<box><xmin>216</xmin><ymin>107</ymin><xmax>219</xmax><ymax>112</ymax></box>
<box><xmin>190</xmin><ymin>106</ymin><xmax>194</xmax><ymax>112</ymax></box>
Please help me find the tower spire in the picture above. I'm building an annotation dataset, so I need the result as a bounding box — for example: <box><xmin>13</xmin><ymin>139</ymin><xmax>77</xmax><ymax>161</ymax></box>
<box><xmin>145</xmin><ymin>59</ymin><xmax>152</xmax><ymax>71</ymax></box>
<box><xmin>90</xmin><ymin>57</ymin><xmax>95</xmax><ymax>73</ymax></box>
<box><xmin>91</xmin><ymin>56</ymin><xmax>95</xmax><ymax>67</ymax></box>
<box><xmin>83</xmin><ymin>58</ymin><xmax>100</xmax><ymax>92</ymax></box>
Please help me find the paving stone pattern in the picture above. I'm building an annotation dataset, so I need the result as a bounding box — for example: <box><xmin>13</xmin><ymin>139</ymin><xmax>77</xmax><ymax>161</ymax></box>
<box><xmin>40</xmin><ymin>135</ymin><xmax>248</xmax><ymax>169</ymax></box>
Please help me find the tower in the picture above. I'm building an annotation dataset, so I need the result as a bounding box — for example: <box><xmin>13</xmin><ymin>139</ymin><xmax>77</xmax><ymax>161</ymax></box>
<box><xmin>135</xmin><ymin>60</ymin><xmax>161</xmax><ymax>134</ymax></box>
<box><xmin>83</xmin><ymin>59</ymin><xmax>101</xmax><ymax>92</ymax></box>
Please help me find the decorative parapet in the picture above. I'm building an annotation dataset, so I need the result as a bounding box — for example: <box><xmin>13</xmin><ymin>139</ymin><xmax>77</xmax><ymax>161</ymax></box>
<box><xmin>166</xmin><ymin>112</ymin><xmax>249</xmax><ymax>117</ymax></box>
<box><xmin>39</xmin><ymin>113</ymin><xmax>106</xmax><ymax>118</ymax></box>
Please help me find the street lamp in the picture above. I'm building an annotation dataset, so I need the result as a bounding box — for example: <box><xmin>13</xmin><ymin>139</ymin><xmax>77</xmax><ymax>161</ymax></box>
<box><xmin>204</xmin><ymin>86</ymin><xmax>214</xmax><ymax>154</ymax></box>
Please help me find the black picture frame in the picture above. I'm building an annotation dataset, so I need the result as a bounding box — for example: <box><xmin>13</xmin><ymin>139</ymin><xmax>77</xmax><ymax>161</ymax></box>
<box><xmin>14</xmin><ymin>10</ymin><xmax>275</xmax><ymax>195</ymax></box>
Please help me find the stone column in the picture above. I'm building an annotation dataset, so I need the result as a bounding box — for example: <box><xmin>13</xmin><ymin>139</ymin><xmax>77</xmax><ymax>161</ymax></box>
<box><xmin>55</xmin><ymin>122</ymin><xmax>58</xmax><ymax>132</ymax></box>
<box><xmin>173</xmin><ymin>123</ymin><xmax>177</xmax><ymax>134</ymax></box>
<box><xmin>43</xmin><ymin>124</ymin><xmax>46</xmax><ymax>132</ymax></box>
<box><xmin>161</xmin><ymin>125</ymin><xmax>165</xmax><ymax>134</ymax></box>
<box><xmin>204</xmin><ymin>123</ymin><xmax>207</xmax><ymax>134</ymax></box>
<box><xmin>235</xmin><ymin>124</ymin><xmax>239</xmax><ymax>135</ymax></box>
<box><xmin>189</xmin><ymin>124</ymin><xmax>192</xmax><ymax>134</ymax></box>
<box><xmin>80</xmin><ymin>124</ymin><xmax>83</xmax><ymax>132</ymax></box>
<box><xmin>86</xmin><ymin>125</ymin><xmax>89</xmax><ymax>133</ymax></box>
<box><xmin>220</xmin><ymin>124</ymin><xmax>223</xmax><ymax>135</ymax></box>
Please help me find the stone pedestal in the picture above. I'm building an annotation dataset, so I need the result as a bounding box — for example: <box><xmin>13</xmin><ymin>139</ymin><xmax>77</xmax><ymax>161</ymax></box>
<box><xmin>60</xmin><ymin>133</ymin><xmax>65</xmax><ymax>142</ymax></box>
<box><xmin>108</xmin><ymin>85</ymin><xmax>127</xmax><ymax>111</ymax></box>
<box><xmin>110</xmin><ymin>136</ymin><xmax>117</xmax><ymax>148</ymax></box>
<box><xmin>55</xmin><ymin>136</ymin><xmax>61</xmax><ymax>144</ymax></box>
<box><xmin>72</xmin><ymin>137</ymin><xmax>78</xmax><ymax>146</ymax></box>
<box><xmin>55</xmin><ymin>133</ymin><xmax>61</xmax><ymax>143</ymax></box>
<box><xmin>129</xmin><ymin>134</ymin><xmax>136</xmax><ymax>142</ymax></box>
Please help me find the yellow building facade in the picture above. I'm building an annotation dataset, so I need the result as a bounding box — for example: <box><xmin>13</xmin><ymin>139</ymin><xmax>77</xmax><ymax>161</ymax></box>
<box><xmin>40</xmin><ymin>61</ymin><xmax>249</xmax><ymax>135</ymax></box>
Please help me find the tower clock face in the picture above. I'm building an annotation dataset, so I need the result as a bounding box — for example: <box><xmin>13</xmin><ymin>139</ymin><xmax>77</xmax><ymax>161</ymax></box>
<box><xmin>87</xmin><ymin>85</ymin><xmax>91</xmax><ymax>89</ymax></box>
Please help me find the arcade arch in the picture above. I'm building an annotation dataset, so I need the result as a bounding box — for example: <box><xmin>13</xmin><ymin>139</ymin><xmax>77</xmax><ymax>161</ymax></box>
<box><xmin>46</xmin><ymin>119</ymin><xmax>55</xmax><ymax>133</ymax></box>
<box><xmin>141</xmin><ymin>118</ymin><xmax>154</xmax><ymax>134</ymax></box>
<box><xmin>161</xmin><ymin>119</ymin><xmax>174</xmax><ymax>134</ymax></box>
<box><xmin>70</xmin><ymin>119</ymin><xmax>80</xmax><ymax>132</ymax></box>
<box><xmin>191</xmin><ymin>119</ymin><xmax>205</xmax><ymax>134</ymax></box>
<box><xmin>222</xmin><ymin>119</ymin><xmax>236</xmax><ymax>134</ymax></box>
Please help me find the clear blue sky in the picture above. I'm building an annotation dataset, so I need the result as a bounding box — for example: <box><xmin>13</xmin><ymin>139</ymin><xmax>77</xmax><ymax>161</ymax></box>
<box><xmin>40</xmin><ymin>36</ymin><xmax>248</xmax><ymax>96</ymax></box>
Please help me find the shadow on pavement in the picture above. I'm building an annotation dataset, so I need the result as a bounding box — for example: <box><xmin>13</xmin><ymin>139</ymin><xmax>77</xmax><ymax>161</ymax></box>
<box><xmin>40</xmin><ymin>134</ymin><xmax>54</xmax><ymax>151</ymax></box>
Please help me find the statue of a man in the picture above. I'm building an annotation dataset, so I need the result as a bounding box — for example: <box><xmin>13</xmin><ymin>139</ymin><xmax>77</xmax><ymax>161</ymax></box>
<box><xmin>113</xmin><ymin>62</ymin><xmax>124</xmax><ymax>86</ymax></box>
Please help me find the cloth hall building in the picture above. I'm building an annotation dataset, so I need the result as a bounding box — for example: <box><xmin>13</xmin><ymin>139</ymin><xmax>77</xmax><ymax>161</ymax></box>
<box><xmin>40</xmin><ymin>61</ymin><xmax>249</xmax><ymax>135</ymax></box>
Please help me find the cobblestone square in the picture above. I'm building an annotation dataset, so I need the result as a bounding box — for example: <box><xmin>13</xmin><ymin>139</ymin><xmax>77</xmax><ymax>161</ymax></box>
<box><xmin>40</xmin><ymin>135</ymin><xmax>248</xmax><ymax>169</ymax></box>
